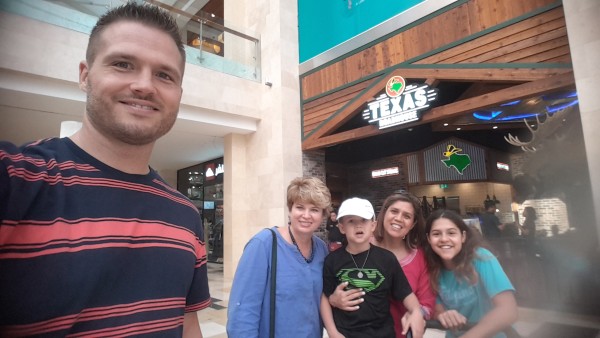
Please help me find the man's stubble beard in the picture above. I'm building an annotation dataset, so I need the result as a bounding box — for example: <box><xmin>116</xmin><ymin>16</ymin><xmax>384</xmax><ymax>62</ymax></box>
<box><xmin>85</xmin><ymin>80</ymin><xmax>178</xmax><ymax>146</ymax></box>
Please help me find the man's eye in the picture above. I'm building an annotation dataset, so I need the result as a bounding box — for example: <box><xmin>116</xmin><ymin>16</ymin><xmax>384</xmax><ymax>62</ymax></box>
<box><xmin>157</xmin><ymin>72</ymin><xmax>173</xmax><ymax>81</ymax></box>
<box><xmin>114</xmin><ymin>62</ymin><xmax>130</xmax><ymax>69</ymax></box>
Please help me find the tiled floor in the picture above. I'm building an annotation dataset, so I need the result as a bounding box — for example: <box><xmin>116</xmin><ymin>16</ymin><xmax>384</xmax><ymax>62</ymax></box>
<box><xmin>198</xmin><ymin>263</ymin><xmax>600</xmax><ymax>338</ymax></box>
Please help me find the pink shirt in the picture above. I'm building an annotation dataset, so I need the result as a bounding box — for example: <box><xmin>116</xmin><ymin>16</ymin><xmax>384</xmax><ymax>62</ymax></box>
<box><xmin>391</xmin><ymin>248</ymin><xmax>435</xmax><ymax>338</ymax></box>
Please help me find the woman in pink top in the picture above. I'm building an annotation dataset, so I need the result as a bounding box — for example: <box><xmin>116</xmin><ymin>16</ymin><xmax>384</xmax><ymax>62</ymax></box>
<box><xmin>329</xmin><ymin>192</ymin><xmax>435</xmax><ymax>338</ymax></box>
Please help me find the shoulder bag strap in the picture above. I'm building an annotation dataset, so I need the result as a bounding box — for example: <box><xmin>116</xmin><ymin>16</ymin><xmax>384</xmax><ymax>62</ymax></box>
<box><xmin>267</xmin><ymin>228</ymin><xmax>277</xmax><ymax>338</ymax></box>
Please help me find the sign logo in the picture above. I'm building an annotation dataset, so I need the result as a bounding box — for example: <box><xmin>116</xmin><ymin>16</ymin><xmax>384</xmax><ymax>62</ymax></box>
<box><xmin>371</xmin><ymin>166</ymin><xmax>399</xmax><ymax>178</ymax></box>
<box><xmin>205</xmin><ymin>163</ymin><xmax>224</xmax><ymax>180</ymax></box>
<box><xmin>441</xmin><ymin>145</ymin><xmax>471</xmax><ymax>174</ymax></box>
<box><xmin>386</xmin><ymin>76</ymin><xmax>406</xmax><ymax>97</ymax></box>
<box><xmin>496</xmin><ymin>162</ymin><xmax>509</xmax><ymax>171</ymax></box>
<box><xmin>363</xmin><ymin>76</ymin><xmax>438</xmax><ymax>129</ymax></box>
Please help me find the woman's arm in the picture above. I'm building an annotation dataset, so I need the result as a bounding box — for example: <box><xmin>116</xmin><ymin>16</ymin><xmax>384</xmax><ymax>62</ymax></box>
<box><xmin>328</xmin><ymin>282</ymin><xmax>364</xmax><ymax>311</ymax></box>
<box><xmin>320</xmin><ymin>294</ymin><xmax>344</xmax><ymax>338</ymax></box>
<box><xmin>226</xmin><ymin>237</ymin><xmax>270</xmax><ymax>337</ymax></box>
<box><xmin>461</xmin><ymin>290</ymin><xmax>518</xmax><ymax>338</ymax></box>
<box><xmin>400</xmin><ymin>293</ymin><xmax>425</xmax><ymax>338</ymax></box>
<box><xmin>414</xmin><ymin>250</ymin><xmax>436</xmax><ymax>319</ymax></box>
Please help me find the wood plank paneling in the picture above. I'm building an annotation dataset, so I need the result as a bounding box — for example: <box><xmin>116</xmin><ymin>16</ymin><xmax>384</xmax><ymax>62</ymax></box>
<box><xmin>419</xmin><ymin>10</ymin><xmax>566</xmax><ymax>64</ymax></box>
<box><xmin>300</xmin><ymin>0</ymin><xmax>573</xmax><ymax>152</ymax></box>
<box><xmin>301</xmin><ymin>0</ymin><xmax>559</xmax><ymax>100</ymax></box>
<box><xmin>302</xmin><ymin>72</ymin><xmax>575</xmax><ymax>150</ymax></box>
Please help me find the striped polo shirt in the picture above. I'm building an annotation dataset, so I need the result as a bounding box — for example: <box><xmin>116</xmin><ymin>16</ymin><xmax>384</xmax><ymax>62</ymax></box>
<box><xmin>0</xmin><ymin>138</ymin><xmax>211</xmax><ymax>337</ymax></box>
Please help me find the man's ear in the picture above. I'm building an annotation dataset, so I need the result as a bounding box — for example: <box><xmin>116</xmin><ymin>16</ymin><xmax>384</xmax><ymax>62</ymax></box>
<box><xmin>79</xmin><ymin>61</ymin><xmax>89</xmax><ymax>92</ymax></box>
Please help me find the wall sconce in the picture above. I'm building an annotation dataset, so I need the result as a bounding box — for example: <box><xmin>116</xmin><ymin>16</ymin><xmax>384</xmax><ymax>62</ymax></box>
<box><xmin>511</xmin><ymin>202</ymin><xmax>519</xmax><ymax>212</ymax></box>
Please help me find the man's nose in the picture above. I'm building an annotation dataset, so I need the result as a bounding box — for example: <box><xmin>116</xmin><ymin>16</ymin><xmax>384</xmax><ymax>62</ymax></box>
<box><xmin>130</xmin><ymin>69</ymin><xmax>156</xmax><ymax>96</ymax></box>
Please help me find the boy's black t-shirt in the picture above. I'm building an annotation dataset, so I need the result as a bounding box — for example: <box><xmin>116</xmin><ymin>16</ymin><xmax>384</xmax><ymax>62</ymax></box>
<box><xmin>323</xmin><ymin>245</ymin><xmax>412</xmax><ymax>338</ymax></box>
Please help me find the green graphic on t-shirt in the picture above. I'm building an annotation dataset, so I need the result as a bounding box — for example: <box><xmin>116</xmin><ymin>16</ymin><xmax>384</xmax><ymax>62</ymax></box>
<box><xmin>337</xmin><ymin>268</ymin><xmax>385</xmax><ymax>293</ymax></box>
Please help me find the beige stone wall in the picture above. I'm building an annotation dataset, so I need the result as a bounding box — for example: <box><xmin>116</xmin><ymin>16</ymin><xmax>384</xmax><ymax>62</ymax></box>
<box><xmin>222</xmin><ymin>0</ymin><xmax>304</xmax><ymax>279</ymax></box>
<box><xmin>563</xmin><ymin>0</ymin><xmax>600</xmax><ymax>241</ymax></box>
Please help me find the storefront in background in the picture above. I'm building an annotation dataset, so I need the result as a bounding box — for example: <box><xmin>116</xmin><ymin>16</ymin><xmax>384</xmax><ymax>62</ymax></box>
<box><xmin>177</xmin><ymin>157</ymin><xmax>224</xmax><ymax>263</ymax></box>
<box><xmin>300</xmin><ymin>0</ymin><xmax>598</xmax><ymax>315</ymax></box>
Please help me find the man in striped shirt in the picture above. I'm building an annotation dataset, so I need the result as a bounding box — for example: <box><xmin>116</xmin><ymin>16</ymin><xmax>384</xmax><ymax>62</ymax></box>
<box><xmin>0</xmin><ymin>2</ymin><xmax>210</xmax><ymax>337</ymax></box>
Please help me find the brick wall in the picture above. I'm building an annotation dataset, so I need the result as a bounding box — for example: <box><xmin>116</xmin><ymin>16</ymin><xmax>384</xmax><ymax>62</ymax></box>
<box><xmin>518</xmin><ymin>198</ymin><xmax>571</xmax><ymax>236</ymax></box>
<box><xmin>302</xmin><ymin>150</ymin><xmax>326</xmax><ymax>182</ymax></box>
<box><xmin>510</xmin><ymin>152</ymin><xmax>527</xmax><ymax>177</ymax></box>
<box><xmin>346</xmin><ymin>154</ymin><xmax>408</xmax><ymax>211</ymax></box>
<box><xmin>510</xmin><ymin>153</ymin><xmax>571</xmax><ymax>236</ymax></box>
<box><xmin>302</xmin><ymin>150</ymin><xmax>328</xmax><ymax>239</ymax></box>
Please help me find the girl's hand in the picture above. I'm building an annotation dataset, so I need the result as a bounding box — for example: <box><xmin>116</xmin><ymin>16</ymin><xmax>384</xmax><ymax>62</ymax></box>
<box><xmin>437</xmin><ymin>309</ymin><xmax>467</xmax><ymax>331</ymax></box>
<box><xmin>328</xmin><ymin>282</ymin><xmax>364</xmax><ymax>311</ymax></box>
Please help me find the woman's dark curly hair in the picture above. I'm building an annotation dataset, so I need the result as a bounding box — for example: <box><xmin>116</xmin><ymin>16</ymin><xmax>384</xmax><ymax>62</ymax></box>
<box><xmin>373</xmin><ymin>192</ymin><xmax>425</xmax><ymax>250</ymax></box>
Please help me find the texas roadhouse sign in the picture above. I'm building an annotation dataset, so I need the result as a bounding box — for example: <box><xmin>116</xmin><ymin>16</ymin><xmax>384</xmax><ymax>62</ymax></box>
<box><xmin>362</xmin><ymin>75</ymin><xmax>438</xmax><ymax>129</ymax></box>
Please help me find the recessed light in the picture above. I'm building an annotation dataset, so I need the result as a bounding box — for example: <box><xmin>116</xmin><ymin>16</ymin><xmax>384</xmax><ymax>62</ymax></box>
<box><xmin>492</xmin><ymin>126</ymin><xmax>498</xmax><ymax>129</ymax></box>
<box><xmin>456</xmin><ymin>127</ymin><xmax>461</xmax><ymax>131</ymax></box>
<box><xmin>443</xmin><ymin>123</ymin><xmax>449</xmax><ymax>126</ymax></box>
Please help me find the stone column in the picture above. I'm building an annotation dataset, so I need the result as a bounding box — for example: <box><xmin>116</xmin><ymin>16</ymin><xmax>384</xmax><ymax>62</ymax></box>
<box><xmin>563</xmin><ymin>0</ymin><xmax>600</xmax><ymax>242</ymax></box>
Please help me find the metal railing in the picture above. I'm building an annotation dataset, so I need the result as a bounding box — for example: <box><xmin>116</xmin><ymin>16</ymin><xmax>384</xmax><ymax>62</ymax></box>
<box><xmin>147</xmin><ymin>0</ymin><xmax>260</xmax><ymax>82</ymax></box>
<box><xmin>0</xmin><ymin>0</ymin><xmax>261</xmax><ymax>82</ymax></box>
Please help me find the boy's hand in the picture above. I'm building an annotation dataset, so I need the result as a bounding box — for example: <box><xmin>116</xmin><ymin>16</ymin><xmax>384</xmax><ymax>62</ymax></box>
<box><xmin>328</xmin><ymin>282</ymin><xmax>364</xmax><ymax>311</ymax></box>
<box><xmin>401</xmin><ymin>309</ymin><xmax>425</xmax><ymax>338</ymax></box>
<box><xmin>326</xmin><ymin>330</ymin><xmax>346</xmax><ymax>338</ymax></box>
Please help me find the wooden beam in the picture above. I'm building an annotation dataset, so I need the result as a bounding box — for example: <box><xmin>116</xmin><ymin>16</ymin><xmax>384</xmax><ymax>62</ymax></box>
<box><xmin>303</xmin><ymin>125</ymin><xmax>380</xmax><ymax>150</ymax></box>
<box><xmin>303</xmin><ymin>68</ymin><xmax>570</xmax><ymax>142</ymax></box>
<box><xmin>302</xmin><ymin>72</ymin><xmax>575</xmax><ymax>151</ymax></box>
<box><xmin>420</xmin><ymin>71</ymin><xmax>575</xmax><ymax>124</ymax></box>
<box><xmin>303</xmin><ymin>73</ymin><xmax>388</xmax><ymax>142</ymax></box>
<box><xmin>371</xmin><ymin>68</ymin><xmax>570</xmax><ymax>82</ymax></box>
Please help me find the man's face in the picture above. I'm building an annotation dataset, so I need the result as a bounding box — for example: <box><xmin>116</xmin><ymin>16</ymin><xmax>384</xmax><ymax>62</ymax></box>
<box><xmin>79</xmin><ymin>21</ymin><xmax>184</xmax><ymax>146</ymax></box>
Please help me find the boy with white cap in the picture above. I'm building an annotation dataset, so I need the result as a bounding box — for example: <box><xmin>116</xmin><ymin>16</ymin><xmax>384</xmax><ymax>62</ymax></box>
<box><xmin>320</xmin><ymin>197</ymin><xmax>425</xmax><ymax>338</ymax></box>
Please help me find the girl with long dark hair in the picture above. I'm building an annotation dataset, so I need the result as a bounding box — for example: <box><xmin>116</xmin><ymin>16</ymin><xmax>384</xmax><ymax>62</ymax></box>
<box><xmin>423</xmin><ymin>209</ymin><xmax>518</xmax><ymax>338</ymax></box>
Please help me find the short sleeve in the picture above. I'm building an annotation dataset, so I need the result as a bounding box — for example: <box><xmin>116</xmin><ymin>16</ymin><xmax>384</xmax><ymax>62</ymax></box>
<box><xmin>475</xmin><ymin>248</ymin><xmax>515</xmax><ymax>297</ymax></box>
<box><xmin>322</xmin><ymin>254</ymin><xmax>337</xmax><ymax>296</ymax></box>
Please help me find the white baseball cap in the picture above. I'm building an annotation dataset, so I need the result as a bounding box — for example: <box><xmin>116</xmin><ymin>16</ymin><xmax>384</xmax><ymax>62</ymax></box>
<box><xmin>337</xmin><ymin>197</ymin><xmax>375</xmax><ymax>220</ymax></box>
